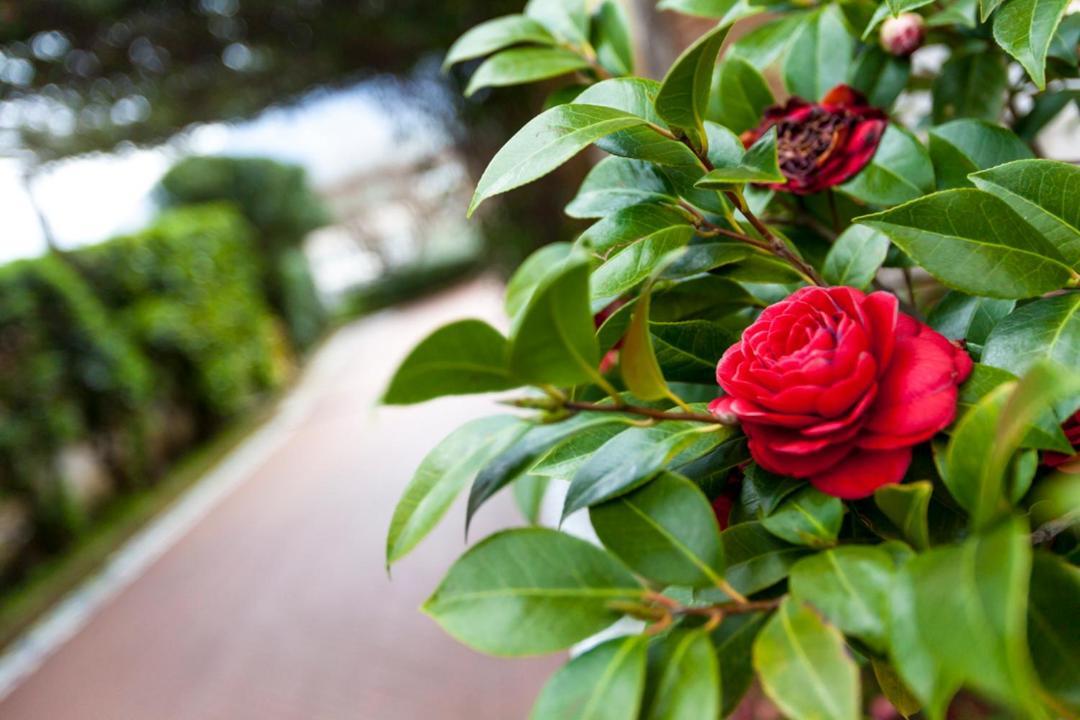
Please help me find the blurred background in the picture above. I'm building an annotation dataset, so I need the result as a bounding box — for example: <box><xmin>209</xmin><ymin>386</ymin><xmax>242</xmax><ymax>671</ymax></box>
<box><xmin>0</xmin><ymin>1</ymin><xmax>718</xmax><ymax>718</ymax></box>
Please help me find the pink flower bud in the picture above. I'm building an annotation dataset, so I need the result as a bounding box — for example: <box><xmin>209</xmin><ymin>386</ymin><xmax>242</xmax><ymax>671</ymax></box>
<box><xmin>880</xmin><ymin>13</ymin><xmax>925</xmax><ymax>57</ymax></box>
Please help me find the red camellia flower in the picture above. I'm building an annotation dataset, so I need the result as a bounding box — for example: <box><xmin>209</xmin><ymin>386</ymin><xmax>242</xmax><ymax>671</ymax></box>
<box><xmin>1043</xmin><ymin>411</ymin><xmax>1080</xmax><ymax>469</ymax></box>
<box><xmin>709</xmin><ymin>286</ymin><xmax>973</xmax><ymax>499</ymax></box>
<box><xmin>740</xmin><ymin>85</ymin><xmax>887</xmax><ymax>195</ymax></box>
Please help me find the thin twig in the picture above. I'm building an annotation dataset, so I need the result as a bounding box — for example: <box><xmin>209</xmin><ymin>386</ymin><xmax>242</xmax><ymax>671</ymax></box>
<box><xmin>562</xmin><ymin>400</ymin><xmax>734</xmax><ymax>425</ymax></box>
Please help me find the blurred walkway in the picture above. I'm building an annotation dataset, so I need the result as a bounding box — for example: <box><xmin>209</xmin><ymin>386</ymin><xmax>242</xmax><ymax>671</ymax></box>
<box><xmin>0</xmin><ymin>278</ymin><xmax>558</xmax><ymax>720</ymax></box>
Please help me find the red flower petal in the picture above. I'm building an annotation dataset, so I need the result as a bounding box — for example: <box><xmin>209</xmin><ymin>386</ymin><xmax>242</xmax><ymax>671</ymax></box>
<box><xmin>809</xmin><ymin>447</ymin><xmax>912</xmax><ymax>499</ymax></box>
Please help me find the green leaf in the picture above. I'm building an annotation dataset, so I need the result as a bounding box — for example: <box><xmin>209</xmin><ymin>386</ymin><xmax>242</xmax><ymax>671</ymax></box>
<box><xmin>789</xmin><ymin>546</ymin><xmax>895</xmax><ymax>653</ymax></box>
<box><xmin>955</xmin><ymin>363</ymin><xmax>1073</xmax><ymax>452</ymax></box>
<box><xmin>926</xmin><ymin>291</ymin><xmax>1015</xmax><ymax>348</ymax></box>
<box><xmin>871</xmin><ymin>659</ymin><xmax>923</xmax><ymax>719</ymax></box>
<box><xmin>970</xmin><ymin>159</ymin><xmax>1080</xmax><ymax>268</ymax></box>
<box><xmin>591</xmin><ymin>226</ymin><xmax>695</xmax><ymax>304</ymax></box>
<box><xmin>981</xmin><ymin>0</ymin><xmax>1008</xmax><ymax>21</ymax></box>
<box><xmin>849</xmin><ymin>46</ymin><xmax>910</xmax><ymax>109</ymax></box>
<box><xmin>659</xmin><ymin>243</ymin><xmax>754</xmax><ymax>280</ymax></box>
<box><xmin>695</xmin><ymin>127</ymin><xmax>785</xmax><ymax>186</ymax></box>
<box><xmin>514</xmin><ymin>474</ymin><xmax>551</xmax><ymax>524</ymax></box>
<box><xmin>506</xmin><ymin>243</ymin><xmax>575</xmax><ymax>321</ymax></box>
<box><xmin>707</xmin><ymin>58</ymin><xmax>775</xmax><ymax>134</ymax></box>
<box><xmin>741</xmin><ymin>464</ymin><xmax>803</xmax><ymax>518</ymax></box>
<box><xmin>1049</xmin><ymin>12</ymin><xmax>1080</xmax><ymax>65</ymax></box>
<box><xmin>1028</xmin><ymin>552</ymin><xmax>1080</xmax><ymax>712</ymax></box>
<box><xmin>531</xmin><ymin>422</ymin><xmax>629</xmax><ymax>479</ymax></box>
<box><xmin>444</xmin><ymin>15</ymin><xmax>556</xmax><ymax>69</ymax></box>
<box><xmin>712</xmin><ymin>614</ymin><xmax>768</xmax><ymax>716</ymax></box>
<box><xmin>565</xmin><ymin>419</ymin><xmax>736</xmax><ymax>517</ymax></box>
<box><xmin>992</xmin><ymin>0</ymin><xmax>1070</xmax><ymax>89</ymax></box>
<box><xmin>567</xmin><ymin>157</ymin><xmax>679</xmax><ymax>219</ymax></box>
<box><xmin>578</xmin><ymin>204</ymin><xmax>691</xmax><ymax>256</ymax></box>
<box><xmin>469</xmin><ymin>104</ymin><xmax>649</xmax><ymax>216</ymax></box>
<box><xmin>525</xmin><ymin>0</ymin><xmax>589</xmax><ymax>44</ymax></box>
<box><xmin>382</xmin><ymin>319</ymin><xmax>518</xmax><ymax>404</ymax></box>
<box><xmin>840</xmin><ymin>124</ymin><xmax>934</xmax><ymax>206</ymax></box>
<box><xmin>1015</xmin><ymin>90</ymin><xmax>1080</xmax><ymax>141</ymax></box>
<box><xmin>591</xmin><ymin>472</ymin><xmax>726</xmax><ymax>588</ymax></box>
<box><xmin>822</xmin><ymin>225</ymin><xmax>890</xmax><ymax>289</ymax></box>
<box><xmin>641</xmin><ymin>630</ymin><xmax>720</xmax><ymax>720</ymax></box>
<box><xmin>592</xmin><ymin>0</ymin><xmax>635</xmax><ymax>76</ymax></box>
<box><xmin>928</xmin><ymin>0</ymin><xmax>978</xmax><ymax>26</ymax></box>
<box><xmin>982</xmin><ymin>293</ymin><xmax>1080</xmax><ymax>376</ymax></box>
<box><xmin>386</xmin><ymin>416</ymin><xmax>526</xmax><ymax>565</ymax></box>
<box><xmin>721</xmin><ymin>521</ymin><xmax>810</xmax><ymax>595</ymax></box>
<box><xmin>753</xmin><ymin>598</ymin><xmax>860</xmax><ymax>720</ymax></box>
<box><xmin>928</xmin><ymin>119</ymin><xmax>1033</xmax><ymax>190</ymax></box>
<box><xmin>652</xmin><ymin>319</ymin><xmax>743</xmax><ymax>384</ymax></box>
<box><xmin>659</xmin><ymin>0</ymin><xmax>741</xmax><ymax>18</ymax></box>
<box><xmin>729</xmin><ymin>13</ymin><xmax>807</xmax><ymax>67</ymax></box>
<box><xmin>783</xmin><ymin>5</ymin><xmax>855</xmax><ymax>101</ymax></box>
<box><xmin>942</xmin><ymin>382</ymin><xmax>1015</xmax><ymax>527</ymax></box>
<box><xmin>655</xmin><ymin>23</ymin><xmax>731</xmax><ymax>154</ymax></box>
<box><xmin>531</xmin><ymin>635</ymin><xmax>648</xmax><ymax>720</ymax></box>
<box><xmin>858</xmin><ymin>189</ymin><xmax>1073</xmax><ymax>298</ymax></box>
<box><xmin>931</xmin><ymin>51</ymin><xmax>1008</xmax><ymax>124</ymax></box>
<box><xmin>509</xmin><ymin>250</ymin><xmax>601</xmax><ymax>386</ymax></box>
<box><xmin>465</xmin><ymin>47</ymin><xmax>590</xmax><ymax>97</ymax></box>
<box><xmin>889</xmin><ymin>516</ymin><xmax>1042</xmax><ymax>719</ymax></box>
<box><xmin>424</xmin><ymin>528</ymin><xmax>643</xmax><ymax>656</ymax></box>
<box><xmin>874</xmin><ymin>481</ymin><xmax>932</xmax><ymax>550</ymax></box>
<box><xmin>760</xmin><ymin>486</ymin><xmax>844</xmax><ymax>548</ymax></box>
<box><xmin>619</xmin><ymin>281</ymin><xmax>671</xmax><ymax>402</ymax></box>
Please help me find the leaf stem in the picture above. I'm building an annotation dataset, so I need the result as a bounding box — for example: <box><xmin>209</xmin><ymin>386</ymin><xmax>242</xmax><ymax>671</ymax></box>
<box><xmin>724</xmin><ymin>189</ymin><xmax>826</xmax><ymax>286</ymax></box>
<box><xmin>562</xmin><ymin>399</ymin><xmax>734</xmax><ymax>425</ymax></box>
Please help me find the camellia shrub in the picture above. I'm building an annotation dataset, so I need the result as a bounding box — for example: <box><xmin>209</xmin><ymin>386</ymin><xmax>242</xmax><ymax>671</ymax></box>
<box><xmin>386</xmin><ymin>0</ymin><xmax>1079</xmax><ymax>717</ymax></box>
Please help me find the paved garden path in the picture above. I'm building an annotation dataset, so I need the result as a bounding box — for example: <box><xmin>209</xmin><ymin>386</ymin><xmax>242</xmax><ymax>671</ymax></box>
<box><xmin>0</xmin><ymin>278</ymin><xmax>559</xmax><ymax>720</ymax></box>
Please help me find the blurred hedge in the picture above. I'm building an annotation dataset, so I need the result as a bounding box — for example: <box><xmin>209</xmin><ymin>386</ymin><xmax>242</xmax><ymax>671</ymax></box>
<box><xmin>0</xmin><ymin>204</ymin><xmax>291</xmax><ymax>585</ymax></box>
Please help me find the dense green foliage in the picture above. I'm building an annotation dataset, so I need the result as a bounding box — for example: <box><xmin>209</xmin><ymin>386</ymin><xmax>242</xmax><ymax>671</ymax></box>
<box><xmin>387</xmin><ymin>0</ymin><xmax>1080</xmax><ymax>718</ymax></box>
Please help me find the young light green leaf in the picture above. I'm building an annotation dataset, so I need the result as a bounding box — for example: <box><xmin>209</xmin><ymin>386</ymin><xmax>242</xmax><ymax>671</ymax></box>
<box><xmin>655</xmin><ymin>23</ymin><xmax>731</xmax><ymax>154</ymax></box>
<box><xmin>566</xmin><ymin>157</ymin><xmax>679</xmax><ymax>219</ymax></box>
<box><xmin>753</xmin><ymin>598</ymin><xmax>860</xmax><ymax>720</ymax></box>
<box><xmin>383</xmin><ymin>319</ymin><xmax>518</xmax><ymax>404</ymax></box>
<box><xmin>591</xmin><ymin>226</ymin><xmax>695</xmax><ymax>304</ymax></box>
<box><xmin>509</xmin><ymin>250</ymin><xmax>602</xmax><ymax>386</ymax></box>
<box><xmin>707</xmin><ymin>58</ymin><xmax>775</xmax><ymax>134</ymax></box>
<box><xmin>1028</xmin><ymin>552</ymin><xmax>1080</xmax><ymax>712</ymax></box>
<box><xmin>424</xmin><ymin>528</ymin><xmax>644</xmax><ymax>656</ymax></box>
<box><xmin>982</xmin><ymin>293</ymin><xmax>1080</xmax><ymax>377</ymax></box>
<box><xmin>514</xmin><ymin>474</ymin><xmax>551</xmax><ymax>525</ymax></box>
<box><xmin>840</xmin><ymin>124</ymin><xmax>934</xmax><ymax>206</ymax></box>
<box><xmin>760</xmin><ymin>486</ymin><xmax>844</xmax><ymax>549</ymax></box>
<box><xmin>641</xmin><ymin>630</ymin><xmax>720</xmax><ymax>720</ymax></box>
<box><xmin>387</xmin><ymin>416</ymin><xmax>526</xmax><ymax>565</ymax></box>
<box><xmin>695</xmin><ymin>127</ymin><xmax>785</xmax><ymax>186</ymax></box>
<box><xmin>505</xmin><ymin>243</ymin><xmax>575</xmax><ymax>321</ymax></box>
<box><xmin>874</xmin><ymin>480</ymin><xmax>932</xmax><ymax>550</ymax></box>
<box><xmin>928</xmin><ymin>119</ymin><xmax>1033</xmax><ymax>190</ymax></box>
<box><xmin>992</xmin><ymin>0</ymin><xmax>1070</xmax><ymax>89</ymax></box>
<box><xmin>943</xmin><ymin>382</ymin><xmax>1015</xmax><ymax>527</ymax></box>
<box><xmin>822</xmin><ymin>225</ymin><xmax>890</xmax><ymax>289</ymax></box>
<box><xmin>591</xmin><ymin>472</ymin><xmax>726</xmax><ymax>588</ymax></box>
<box><xmin>525</xmin><ymin>0</ymin><xmax>589</xmax><ymax>44</ymax></box>
<box><xmin>531</xmin><ymin>634</ymin><xmax>648</xmax><ymax>720</ymax></box>
<box><xmin>469</xmin><ymin>104</ymin><xmax>649</xmax><ymax>216</ymax></box>
<box><xmin>465</xmin><ymin>47</ymin><xmax>590</xmax><ymax>97</ymax></box>
<box><xmin>619</xmin><ymin>279</ymin><xmax>670</xmax><ymax>402</ymax></box>
<box><xmin>659</xmin><ymin>0</ymin><xmax>743</xmax><ymax>18</ymax></box>
<box><xmin>871</xmin><ymin>659</ymin><xmax>923</xmax><ymax>719</ymax></box>
<box><xmin>721</xmin><ymin>521</ymin><xmax>810</xmax><ymax>595</ymax></box>
<box><xmin>858</xmin><ymin>189</ymin><xmax>1073</xmax><ymax>298</ymax></box>
<box><xmin>931</xmin><ymin>52</ymin><xmax>1008</xmax><ymax>124</ymax></box>
<box><xmin>970</xmin><ymin>159</ymin><xmax>1080</xmax><ymax>268</ymax></box>
<box><xmin>783</xmin><ymin>5</ymin><xmax>855</xmax><ymax>101</ymax></box>
<box><xmin>955</xmin><ymin>363</ymin><xmax>1074</xmax><ymax>452</ymax></box>
<box><xmin>444</xmin><ymin>15</ymin><xmax>556</xmax><ymax>69</ymax></box>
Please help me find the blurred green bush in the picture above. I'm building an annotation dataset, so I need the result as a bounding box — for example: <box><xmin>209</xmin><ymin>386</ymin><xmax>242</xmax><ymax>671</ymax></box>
<box><xmin>157</xmin><ymin>156</ymin><xmax>329</xmax><ymax>349</ymax></box>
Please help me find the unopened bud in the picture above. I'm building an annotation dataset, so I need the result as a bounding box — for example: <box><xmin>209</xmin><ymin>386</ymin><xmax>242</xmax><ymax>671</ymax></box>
<box><xmin>880</xmin><ymin>13</ymin><xmax>924</xmax><ymax>57</ymax></box>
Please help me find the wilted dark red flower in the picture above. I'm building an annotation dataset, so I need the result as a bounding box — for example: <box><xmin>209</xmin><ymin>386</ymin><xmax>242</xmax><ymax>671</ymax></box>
<box><xmin>710</xmin><ymin>286</ymin><xmax>973</xmax><ymax>499</ymax></box>
<box><xmin>880</xmin><ymin>13</ymin><xmax>925</xmax><ymax>57</ymax></box>
<box><xmin>740</xmin><ymin>85</ymin><xmax>887</xmax><ymax>195</ymax></box>
<box><xmin>1043</xmin><ymin>411</ymin><xmax>1080</xmax><ymax>469</ymax></box>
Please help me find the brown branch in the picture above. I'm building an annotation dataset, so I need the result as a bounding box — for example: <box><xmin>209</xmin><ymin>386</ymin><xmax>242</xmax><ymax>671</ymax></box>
<box><xmin>725</xmin><ymin>190</ymin><xmax>826</xmax><ymax>286</ymax></box>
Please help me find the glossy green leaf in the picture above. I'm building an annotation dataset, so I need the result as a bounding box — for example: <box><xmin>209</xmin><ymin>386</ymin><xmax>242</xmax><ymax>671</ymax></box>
<box><xmin>928</xmin><ymin>0</ymin><xmax>978</xmax><ymax>26</ymax></box>
<box><xmin>858</xmin><ymin>189</ymin><xmax>1073</xmax><ymax>298</ymax></box>
<box><xmin>955</xmin><ymin>363</ymin><xmax>1073</xmax><ymax>452</ymax></box>
<box><xmin>754</xmin><ymin>598</ymin><xmax>860</xmax><ymax>720</ymax></box>
<box><xmin>849</xmin><ymin>46</ymin><xmax>910</xmax><ymax>109</ymax></box>
<box><xmin>783</xmin><ymin>5</ymin><xmax>855</xmax><ymax>101</ymax></box>
<box><xmin>387</xmin><ymin>416</ymin><xmax>526</xmax><ymax>565</ymax></box>
<box><xmin>591</xmin><ymin>472</ymin><xmax>725</xmax><ymax>588</ymax></box>
<box><xmin>728</xmin><ymin>13</ymin><xmax>807</xmax><ymax>67</ymax></box>
<box><xmin>469</xmin><ymin>104</ymin><xmax>649</xmax><ymax>216</ymax></box>
<box><xmin>444</xmin><ymin>15</ymin><xmax>556</xmax><ymax>69</ymax></box>
<box><xmin>740</xmin><ymin>464</ymin><xmax>803</xmax><ymax>518</ymax></box>
<box><xmin>465</xmin><ymin>47</ymin><xmax>590</xmax><ymax>97</ymax></box>
<box><xmin>514</xmin><ymin>474</ymin><xmax>551</xmax><ymax>525</ymax></box>
<box><xmin>424</xmin><ymin>528</ymin><xmax>643</xmax><ymax>656</ymax></box>
<box><xmin>789</xmin><ymin>546</ymin><xmax>895</xmax><ymax>652</ymax></box>
<box><xmin>659</xmin><ymin>0</ymin><xmax>742</xmax><ymax>18</ymax></box>
<box><xmin>1028</xmin><ymin>552</ymin><xmax>1080</xmax><ymax>712</ymax></box>
<box><xmin>840</xmin><ymin>124</ymin><xmax>934</xmax><ymax>206</ymax></box>
<box><xmin>567</xmin><ymin>157</ymin><xmax>679</xmax><ymax>219</ymax></box>
<box><xmin>659</xmin><ymin>243</ymin><xmax>754</xmax><ymax>280</ymax></box>
<box><xmin>931</xmin><ymin>51</ymin><xmax>1007</xmax><ymax>124</ymax></box>
<box><xmin>926</xmin><ymin>291</ymin><xmax>1015</xmax><ymax>348</ymax></box>
<box><xmin>890</xmin><ymin>516</ymin><xmax>1041</xmax><ymax>719</ymax></box>
<box><xmin>592</xmin><ymin>0</ymin><xmax>634</xmax><ymax>76</ymax></box>
<box><xmin>531</xmin><ymin>635</ymin><xmax>648</xmax><ymax>720</ymax></box>
<box><xmin>822</xmin><ymin>225</ymin><xmax>890</xmax><ymax>289</ymax></box>
<box><xmin>1015</xmin><ymin>90</ymin><xmax>1080</xmax><ymax>141</ymax></box>
<box><xmin>652</xmin><ymin>319</ymin><xmax>743</xmax><ymax>385</ymax></box>
<box><xmin>874</xmin><ymin>481</ymin><xmax>932</xmax><ymax>550</ymax></box>
<box><xmin>565</xmin><ymin>419</ymin><xmax>736</xmax><ymax>517</ymax></box>
<box><xmin>695</xmin><ymin>127</ymin><xmax>785</xmax><ymax>186</ymax></box>
<box><xmin>509</xmin><ymin>251</ymin><xmax>601</xmax><ymax>386</ymax></box>
<box><xmin>970</xmin><ymin>159</ymin><xmax>1080</xmax><ymax>268</ymax></box>
<box><xmin>530</xmin><ymin>422</ymin><xmax>629</xmax><ymax>480</ymax></box>
<box><xmin>525</xmin><ymin>0</ymin><xmax>589</xmax><ymax>44</ymax></box>
<box><xmin>721</xmin><ymin>521</ymin><xmax>810</xmax><ymax>595</ymax></box>
<box><xmin>591</xmin><ymin>226</ymin><xmax>695</xmax><ymax>303</ymax></box>
<box><xmin>928</xmin><ymin>119</ymin><xmax>1033</xmax><ymax>190</ymax></box>
<box><xmin>943</xmin><ymin>382</ymin><xmax>1014</xmax><ymax>526</ymax></box>
<box><xmin>982</xmin><ymin>293</ymin><xmax>1080</xmax><ymax>376</ymax></box>
<box><xmin>712</xmin><ymin>614</ymin><xmax>768</xmax><ymax>716</ymax></box>
<box><xmin>383</xmin><ymin>319</ymin><xmax>518</xmax><ymax>404</ymax></box>
<box><xmin>1049</xmin><ymin>12</ymin><xmax>1080</xmax><ymax>64</ymax></box>
<box><xmin>871</xmin><ymin>659</ymin><xmax>923</xmax><ymax>719</ymax></box>
<box><xmin>619</xmin><ymin>281</ymin><xmax>671</xmax><ymax>402</ymax></box>
<box><xmin>707</xmin><ymin>58</ymin><xmax>774</xmax><ymax>134</ymax></box>
<box><xmin>655</xmin><ymin>23</ymin><xmax>731</xmax><ymax>154</ymax></box>
<box><xmin>578</xmin><ymin>204</ymin><xmax>693</xmax><ymax>258</ymax></box>
<box><xmin>505</xmin><ymin>243</ymin><xmax>575</xmax><ymax>321</ymax></box>
<box><xmin>992</xmin><ymin>0</ymin><xmax>1070</xmax><ymax>89</ymax></box>
<box><xmin>761</xmin><ymin>486</ymin><xmax>844</xmax><ymax>549</ymax></box>
<box><xmin>641</xmin><ymin>630</ymin><xmax>719</xmax><ymax>720</ymax></box>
